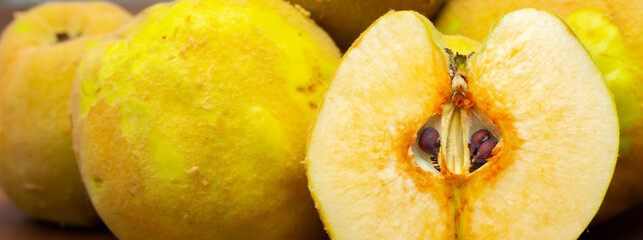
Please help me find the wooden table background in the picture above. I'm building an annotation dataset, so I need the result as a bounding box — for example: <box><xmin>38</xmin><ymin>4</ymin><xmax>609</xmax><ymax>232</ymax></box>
<box><xmin>2</xmin><ymin>187</ymin><xmax>643</xmax><ymax>239</ymax></box>
<box><xmin>1</xmin><ymin>1</ymin><xmax>643</xmax><ymax>239</ymax></box>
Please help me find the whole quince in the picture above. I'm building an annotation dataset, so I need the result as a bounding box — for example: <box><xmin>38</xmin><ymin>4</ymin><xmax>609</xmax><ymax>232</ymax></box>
<box><xmin>0</xmin><ymin>2</ymin><xmax>131</xmax><ymax>226</ymax></box>
<box><xmin>69</xmin><ymin>0</ymin><xmax>340</xmax><ymax>239</ymax></box>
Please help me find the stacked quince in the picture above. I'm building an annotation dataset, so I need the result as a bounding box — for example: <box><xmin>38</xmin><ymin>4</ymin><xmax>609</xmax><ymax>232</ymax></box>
<box><xmin>1</xmin><ymin>0</ymin><xmax>340</xmax><ymax>238</ymax></box>
<box><xmin>0</xmin><ymin>2</ymin><xmax>131</xmax><ymax>226</ymax></box>
<box><xmin>0</xmin><ymin>0</ymin><xmax>638</xmax><ymax>239</ymax></box>
<box><xmin>70</xmin><ymin>0</ymin><xmax>339</xmax><ymax>238</ymax></box>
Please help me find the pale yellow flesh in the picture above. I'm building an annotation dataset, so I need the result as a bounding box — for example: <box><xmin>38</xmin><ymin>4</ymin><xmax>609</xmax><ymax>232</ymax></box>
<box><xmin>307</xmin><ymin>10</ymin><xmax>618</xmax><ymax>239</ymax></box>
<box><xmin>435</xmin><ymin>0</ymin><xmax>643</xmax><ymax>222</ymax></box>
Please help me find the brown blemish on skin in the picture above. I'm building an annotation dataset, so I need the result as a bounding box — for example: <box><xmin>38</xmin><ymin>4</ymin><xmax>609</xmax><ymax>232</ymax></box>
<box><xmin>297</xmin><ymin>83</ymin><xmax>319</xmax><ymax>94</ymax></box>
<box><xmin>56</xmin><ymin>32</ymin><xmax>70</xmax><ymax>42</ymax></box>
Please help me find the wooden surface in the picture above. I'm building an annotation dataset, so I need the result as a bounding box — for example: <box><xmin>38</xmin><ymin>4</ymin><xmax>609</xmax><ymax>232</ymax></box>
<box><xmin>1</xmin><ymin>185</ymin><xmax>643</xmax><ymax>239</ymax></box>
<box><xmin>0</xmin><ymin>189</ymin><xmax>116</xmax><ymax>240</ymax></box>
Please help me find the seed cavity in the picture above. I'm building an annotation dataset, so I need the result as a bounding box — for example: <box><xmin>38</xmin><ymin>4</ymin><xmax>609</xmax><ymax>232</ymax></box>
<box><xmin>409</xmin><ymin>49</ymin><xmax>502</xmax><ymax>175</ymax></box>
<box><xmin>411</xmin><ymin>108</ymin><xmax>501</xmax><ymax>174</ymax></box>
<box><xmin>410</xmin><ymin>115</ymin><xmax>442</xmax><ymax>173</ymax></box>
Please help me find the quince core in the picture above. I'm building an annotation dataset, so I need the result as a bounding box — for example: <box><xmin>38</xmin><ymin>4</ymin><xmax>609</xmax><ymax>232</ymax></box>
<box><xmin>435</xmin><ymin>0</ymin><xmax>643</xmax><ymax>222</ymax></box>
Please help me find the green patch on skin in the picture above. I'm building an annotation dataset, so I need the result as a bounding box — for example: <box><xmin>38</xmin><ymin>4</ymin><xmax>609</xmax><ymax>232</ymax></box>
<box><xmin>79</xmin><ymin>62</ymin><xmax>102</xmax><ymax>115</ymax></box>
<box><xmin>246</xmin><ymin>106</ymin><xmax>288</xmax><ymax>154</ymax></box>
<box><xmin>566</xmin><ymin>9</ymin><xmax>643</xmax><ymax>156</ymax></box>
<box><xmin>438</xmin><ymin>9</ymin><xmax>462</xmax><ymax>35</ymax></box>
<box><xmin>80</xmin><ymin>41</ymin><xmax>136</xmax><ymax>116</ymax></box>
<box><xmin>86</xmin><ymin>39</ymin><xmax>100</xmax><ymax>50</ymax></box>
<box><xmin>247</xmin><ymin>3</ymin><xmax>335</xmax><ymax>110</ymax></box>
<box><xmin>442</xmin><ymin>35</ymin><xmax>480</xmax><ymax>56</ymax></box>
<box><xmin>150</xmin><ymin>132</ymin><xmax>187</xmax><ymax>182</ymax></box>
<box><xmin>13</xmin><ymin>23</ymin><xmax>30</xmax><ymax>33</ymax></box>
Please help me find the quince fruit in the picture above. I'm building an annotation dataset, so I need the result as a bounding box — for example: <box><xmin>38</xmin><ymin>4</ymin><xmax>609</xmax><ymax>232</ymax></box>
<box><xmin>0</xmin><ymin>1</ymin><xmax>130</xmax><ymax>226</ymax></box>
<box><xmin>69</xmin><ymin>0</ymin><xmax>340</xmax><ymax>239</ymax></box>
<box><xmin>435</xmin><ymin>0</ymin><xmax>643</xmax><ymax>222</ymax></box>
<box><xmin>308</xmin><ymin>9</ymin><xmax>618</xmax><ymax>239</ymax></box>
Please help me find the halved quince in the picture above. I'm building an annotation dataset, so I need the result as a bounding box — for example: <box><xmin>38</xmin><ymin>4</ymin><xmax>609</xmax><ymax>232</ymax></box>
<box><xmin>307</xmin><ymin>9</ymin><xmax>618</xmax><ymax>239</ymax></box>
<box><xmin>435</xmin><ymin>0</ymin><xmax>643</xmax><ymax>222</ymax></box>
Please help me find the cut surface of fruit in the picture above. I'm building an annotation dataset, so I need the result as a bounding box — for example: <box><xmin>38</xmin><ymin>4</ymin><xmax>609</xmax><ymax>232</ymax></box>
<box><xmin>307</xmin><ymin>9</ymin><xmax>618</xmax><ymax>239</ymax></box>
<box><xmin>435</xmin><ymin>0</ymin><xmax>643</xmax><ymax>222</ymax></box>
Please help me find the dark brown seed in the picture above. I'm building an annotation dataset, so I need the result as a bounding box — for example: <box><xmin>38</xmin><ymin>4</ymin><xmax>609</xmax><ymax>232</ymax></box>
<box><xmin>469</xmin><ymin>159</ymin><xmax>486</xmax><ymax>172</ymax></box>
<box><xmin>469</xmin><ymin>129</ymin><xmax>490</xmax><ymax>155</ymax></box>
<box><xmin>469</xmin><ymin>163</ymin><xmax>483</xmax><ymax>172</ymax></box>
<box><xmin>470</xmin><ymin>157</ymin><xmax>488</xmax><ymax>172</ymax></box>
<box><xmin>419</xmin><ymin>127</ymin><xmax>440</xmax><ymax>156</ymax></box>
<box><xmin>472</xmin><ymin>158</ymin><xmax>487</xmax><ymax>165</ymax></box>
<box><xmin>474</xmin><ymin>139</ymin><xmax>497</xmax><ymax>160</ymax></box>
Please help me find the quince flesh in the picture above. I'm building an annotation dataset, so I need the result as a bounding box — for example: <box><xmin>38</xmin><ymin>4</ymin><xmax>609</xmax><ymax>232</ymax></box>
<box><xmin>435</xmin><ymin>0</ymin><xmax>643</xmax><ymax>222</ymax></box>
<box><xmin>308</xmin><ymin>9</ymin><xmax>618</xmax><ymax>239</ymax></box>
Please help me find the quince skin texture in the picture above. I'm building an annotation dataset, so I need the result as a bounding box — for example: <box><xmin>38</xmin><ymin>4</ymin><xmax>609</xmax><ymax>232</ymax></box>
<box><xmin>69</xmin><ymin>0</ymin><xmax>340</xmax><ymax>239</ymax></box>
<box><xmin>0</xmin><ymin>2</ymin><xmax>131</xmax><ymax>226</ymax></box>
